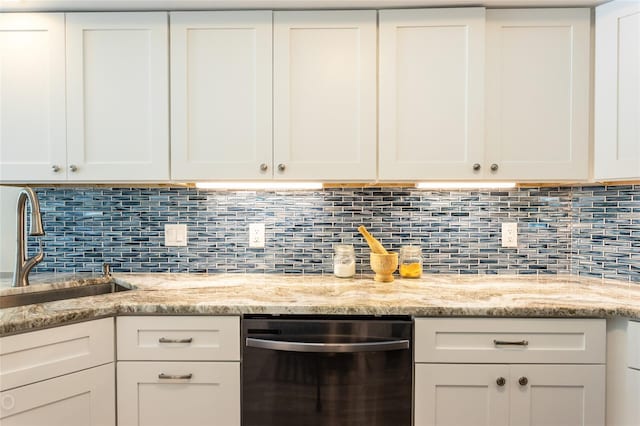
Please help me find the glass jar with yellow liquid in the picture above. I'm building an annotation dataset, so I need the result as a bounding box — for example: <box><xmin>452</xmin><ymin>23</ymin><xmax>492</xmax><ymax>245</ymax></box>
<box><xmin>399</xmin><ymin>245</ymin><xmax>423</xmax><ymax>278</ymax></box>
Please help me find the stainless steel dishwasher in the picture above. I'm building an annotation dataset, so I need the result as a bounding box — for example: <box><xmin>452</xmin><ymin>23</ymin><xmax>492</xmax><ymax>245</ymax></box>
<box><xmin>242</xmin><ymin>315</ymin><xmax>412</xmax><ymax>426</ymax></box>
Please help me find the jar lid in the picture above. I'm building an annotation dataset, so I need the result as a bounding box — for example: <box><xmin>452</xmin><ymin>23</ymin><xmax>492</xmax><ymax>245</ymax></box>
<box><xmin>400</xmin><ymin>245</ymin><xmax>422</xmax><ymax>254</ymax></box>
<box><xmin>334</xmin><ymin>244</ymin><xmax>355</xmax><ymax>253</ymax></box>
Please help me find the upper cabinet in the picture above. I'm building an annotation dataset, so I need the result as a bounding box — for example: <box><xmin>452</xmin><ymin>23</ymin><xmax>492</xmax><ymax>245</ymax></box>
<box><xmin>595</xmin><ymin>0</ymin><xmax>640</xmax><ymax>181</ymax></box>
<box><xmin>485</xmin><ymin>9</ymin><xmax>590</xmax><ymax>181</ymax></box>
<box><xmin>170</xmin><ymin>11</ymin><xmax>272</xmax><ymax>181</ymax></box>
<box><xmin>379</xmin><ymin>8</ymin><xmax>486</xmax><ymax>181</ymax></box>
<box><xmin>0</xmin><ymin>13</ymin><xmax>66</xmax><ymax>182</ymax></box>
<box><xmin>273</xmin><ymin>11</ymin><xmax>377</xmax><ymax>181</ymax></box>
<box><xmin>66</xmin><ymin>12</ymin><xmax>169</xmax><ymax>181</ymax></box>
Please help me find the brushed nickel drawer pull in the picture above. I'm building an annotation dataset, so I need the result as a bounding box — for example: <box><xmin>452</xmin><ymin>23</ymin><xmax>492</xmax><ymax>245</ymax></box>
<box><xmin>493</xmin><ymin>339</ymin><xmax>529</xmax><ymax>346</ymax></box>
<box><xmin>159</xmin><ymin>337</ymin><xmax>193</xmax><ymax>344</ymax></box>
<box><xmin>496</xmin><ymin>377</ymin><xmax>506</xmax><ymax>387</ymax></box>
<box><xmin>158</xmin><ymin>373</ymin><xmax>193</xmax><ymax>380</ymax></box>
<box><xmin>519</xmin><ymin>376</ymin><xmax>528</xmax><ymax>386</ymax></box>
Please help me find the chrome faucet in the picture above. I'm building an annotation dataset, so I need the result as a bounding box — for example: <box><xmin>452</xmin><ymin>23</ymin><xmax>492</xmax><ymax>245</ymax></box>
<box><xmin>13</xmin><ymin>187</ymin><xmax>45</xmax><ymax>287</ymax></box>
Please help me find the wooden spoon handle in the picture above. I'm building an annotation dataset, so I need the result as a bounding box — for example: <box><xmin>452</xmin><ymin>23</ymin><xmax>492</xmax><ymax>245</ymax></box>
<box><xmin>357</xmin><ymin>225</ymin><xmax>389</xmax><ymax>255</ymax></box>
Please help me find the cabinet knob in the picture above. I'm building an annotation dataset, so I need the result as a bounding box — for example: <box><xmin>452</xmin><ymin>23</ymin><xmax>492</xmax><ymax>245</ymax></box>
<box><xmin>51</xmin><ymin>165</ymin><xmax>60</xmax><ymax>173</ymax></box>
<box><xmin>518</xmin><ymin>377</ymin><xmax>528</xmax><ymax>386</ymax></box>
<box><xmin>260</xmin><ymin>163</ymin><xmax>268</xmax><ymax>172</ymax></box>
<box><xmin>473</xmin><ymin>163</ymin><xmax>481</xmax><ymax>171</ymax></box>
<box><xmin>496</xmin><ymin>377</ymin><xmax>506</xmax><ymax>387</ymax></box>
<box><xmin>277</xmin><ymin>164</ymin><xmax>286</xmax><ymax>172</ymax></box>
<box><xmin>69</xmin><ymin>164</ymin><xmax>78</xmax><ymax>172</ymax></box>
<box><xmin>490</xmin><ymin>163</ymin><xmax>499</xmax><ymax>172</ymax></box>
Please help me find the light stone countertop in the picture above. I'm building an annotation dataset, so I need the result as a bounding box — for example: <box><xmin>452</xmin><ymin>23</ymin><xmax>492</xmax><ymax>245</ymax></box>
<box><xmin>1</xmin><ymin>273</ymin><xmax>639</xmax><ymax>336</ymax></box>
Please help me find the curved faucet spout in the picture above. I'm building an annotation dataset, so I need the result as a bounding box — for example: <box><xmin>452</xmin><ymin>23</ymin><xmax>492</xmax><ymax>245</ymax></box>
<box><xmin>13</xmin><ymin>188</ymin><xmax>45</xmax><ymax>287</ymax></box>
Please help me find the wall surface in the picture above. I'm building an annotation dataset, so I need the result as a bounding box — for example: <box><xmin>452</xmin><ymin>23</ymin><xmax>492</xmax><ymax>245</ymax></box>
<box><xmin>0</xmin><ymin>186</ymin><xmax>21</xmax><ymax>279</ymax></box>
<box><xmin>25</xmin><ymin>185</ymin><xmax>639</xmax><ymax>283</ymax></box>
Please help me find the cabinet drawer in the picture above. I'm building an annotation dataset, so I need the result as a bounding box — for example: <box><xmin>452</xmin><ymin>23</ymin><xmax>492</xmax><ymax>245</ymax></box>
<box><xmin>628</xmin><ymin>320</ymin><xmax>640</xmax><ymax>369</ymax></box>
<box><xmin>0</xmin><ymin>318</ymin><xmax>114</xmax><ymax>391</ymax></box>
<box><xmin>117</xmin><ymin>361</ymin><xmax>240</xmax><ymax>426</ymax></box>
<box><xmin>415</xmin><ymin>318</ymin><xmax>605</xmax><ymax>364</ymax></box>
<box><xmin>117</xmin><ymin>316</ymin><xmax>240</xmax><ymax>361</ymax></box>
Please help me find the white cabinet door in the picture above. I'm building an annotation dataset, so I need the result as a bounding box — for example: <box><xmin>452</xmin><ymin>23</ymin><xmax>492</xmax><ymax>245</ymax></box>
<box><xmin>0</xmin><ymin>13</ymin><xmax>66</xmax><ymax>182</ymax></box>
<box><xmin>0</xmin><ymin>363</ymin><xmax>115</xmax><ymax>426</ymax></box>
<box><xmin>379</xmin><ymin>8</ymin><xmax>485</xmax><ymax>180</ymax></box>
<box><xmin>485</xmin><ymin>9</ymin><xmax>590</xmax><ymax>181</ymax></box>
<box><xmin>170</xmin><ymin>11</ymin><xmax>272</xmax><ymax>181</ymax></box>
<box><xmin>415</xmin><ymin>364</ymin><xmax>510</xmax><ymax>426</ymax></box>
<box><xmin>629</xmin><ymin>368</ymin><xmax>640</xmax><ymax>425</ymax></box>
<box><xmin>66</xmin><ymin>12</ymin><xmax>169</xmax><ymax>181</ymax></box>
<box><xmin>595</xmin><ymin>0</ymin><xmax>640</xmax><ymax>181</ymax></box>
<box><xmin>117</xmin><ymin>361</ymin><xmax>240</xmax><ymax>426</ymax></box>
<box><xmin>273</xmin><ymin>11</ymin><xmax>376</xmax><ymax>181</ymax></box>
<box><xmin>510</xmin><ymin>364</ymin><xmax>605</xmax><ymax>426</ymax></box>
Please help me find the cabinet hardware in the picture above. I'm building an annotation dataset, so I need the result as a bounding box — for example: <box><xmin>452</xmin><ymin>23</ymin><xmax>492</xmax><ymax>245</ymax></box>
<box><xmin>51</xmin><ymin>165</ymin><xmax>60</xmax><ymax>173</ymax></box>
<box><xmin>490</xmin><ymin>163</ymin><xmax>499</xmax><ymax>172</ymax></box>
<box><xmin>158</xmin><ymin>373</ymin><xmax>193</xmax><ymax>380</ymax></box>
<box><xmin>158</xmin><ymin>337</ymin><xmax>193</xmax><ymax>344</ymax></box>
<box><xmin>519</xmin><ymin>376</ymin><xmax>528</xmax><ymax>386</ymax></box>
<box><xmin>473</xmin><ymin>163</ymin><xmax>481</xmax><ymax>171</ymax></box>
<box><xmin>493</xmin><ymin>339</ymin><xmax>528</xmax><ymax>346</ymax></box>
<box><xmin>496</xmin><ymin>377</ymin><xmax>506</xmax><ymax>387</ymax></box>
<box><xmin>69</xmin><ymin>164</ymin><xmax>78</xmax><ymax>172</ymax></box>
<box><xmin>260</xmin><ymin>163</ymin><xmax>268</xmax><ymax>172</ymax></box>
<box><xmin>277</xmin><ymin>164</ymin><xmax>286</xmax><ymax>172</ymax></box>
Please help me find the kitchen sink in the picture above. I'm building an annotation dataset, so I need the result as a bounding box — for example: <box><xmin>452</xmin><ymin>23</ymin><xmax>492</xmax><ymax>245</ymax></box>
<box><xmin>0</xmin><ymin>282</ymin><xmax>131</xmax><ymax>309</ymax></box>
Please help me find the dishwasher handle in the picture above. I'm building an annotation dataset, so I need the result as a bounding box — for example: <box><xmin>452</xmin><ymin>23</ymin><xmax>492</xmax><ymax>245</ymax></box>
<box><xmin>246</xmin><ymin>337</ymin><xmax>410</xmax><ymax>353</ymax></box>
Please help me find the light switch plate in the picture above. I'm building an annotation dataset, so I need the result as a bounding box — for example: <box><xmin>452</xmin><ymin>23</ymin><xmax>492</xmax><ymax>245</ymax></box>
<box><xmin>249</xmin><ymin>223</ymin><xmax>265</xmax><ymax>248</ymax></box>
<box><xmin>502</xmin><ymin>222</ymin><xmax>518</xmax><ymax>248</ymax></box>
<box><xmin>165</xmin><ymin>224</ymin><xmax>187</xmax><ymax>247</ymax></box>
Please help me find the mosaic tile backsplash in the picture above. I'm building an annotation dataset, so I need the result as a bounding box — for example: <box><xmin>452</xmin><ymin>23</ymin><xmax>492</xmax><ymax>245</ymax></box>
<box><xmin>23</xmin><ymin>185</ymin><xmax>640</xmax><ymax>283</ymax></box>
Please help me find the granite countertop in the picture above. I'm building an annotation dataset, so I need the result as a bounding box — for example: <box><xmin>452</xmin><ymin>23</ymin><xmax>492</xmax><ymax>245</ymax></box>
<box><xmin>1</xmin><ymin>273</ymin><xmax>640</xmax><ymax>335</ymax></box>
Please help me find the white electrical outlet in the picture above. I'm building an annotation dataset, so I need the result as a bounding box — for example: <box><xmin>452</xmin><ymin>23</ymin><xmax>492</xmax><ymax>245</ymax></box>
<box><xmin>502</xmin><ymin>222</ymin><xmax>518</xmax><ymax>248</ymax></box>
<box><xmin>249</xmin><ymin>223</ymin><xmax>265</xmax><ymax>248</ymax></box>
<box><xmin>165</xmin><ymin>224</ymin><xmax>187</xmax><ymax>247</ymax></box>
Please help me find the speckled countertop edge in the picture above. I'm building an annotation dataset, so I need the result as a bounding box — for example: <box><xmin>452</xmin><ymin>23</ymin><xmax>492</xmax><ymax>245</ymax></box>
<box><xmin>1</xmin><ymin>273</ymin><xmax>639</xmax><ymax>336</ymax></box>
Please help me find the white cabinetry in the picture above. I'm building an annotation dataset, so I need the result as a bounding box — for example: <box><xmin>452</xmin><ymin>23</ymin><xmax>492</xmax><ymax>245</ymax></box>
<box><xmin>595</xmin><ymin>0</ymin><xmax>640</xmax><ymax>181</ymax></box>
<box><xmin>170</xmin><ymin>11</ymin><xmax>272</xmax><ymax>181</ymax></box>
<box><xmin>414</xmin><ymin>318</ymin><xmax>606</xmax><ymax>426</ymax></box>
<box><xmin>378</xmin><ymin>8</ymin><xmax>485</xmax><ymax>181</ymax></box>
<box><xmin>0</xmin><ymin>318</ymin><xmax>115</xmax><ymax>426</ymax></box>
<box><xmin>65</xmin><ymin>12</ymin><xmax>169</xmax><ymax>181</ymax></box>
<box><xmin>116</xmin><ymin>316</ymin><xmax>240</xmax><ymax>426</ymax></box>
<box><xmin>629</xmin><ymin>320</ymin><xmax>640</xmax><ymax>425</ymax></box>
<box><xmin>273</xmin><ymin>11</ymin><xmax>377</xmax><ymax>181</ymax></box>
<box><xmin>0</xmin><ymin>13</ymin><xmax>66</xmax><ymax>182</ymax></box>
<box><xmin>485</xmin><ymin>9</ymin><xmax>590</xmax><ymax>181</ymax></box>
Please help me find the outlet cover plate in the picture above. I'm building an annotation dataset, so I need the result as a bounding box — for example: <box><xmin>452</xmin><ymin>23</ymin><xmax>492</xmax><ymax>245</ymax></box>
<box><xmin>165</xmin><ymin>224</ymin><xmax>187</xmax><ymax>247</ymax></box>
<box><xmin>502</xmin><ymin>222</ymin><xmax>518</xmax><ymax>248</ymax></box>
<box><xmin>249</xmin><ymin>223</ymin><xmax>265</xmax><ymax>248</ymax></box>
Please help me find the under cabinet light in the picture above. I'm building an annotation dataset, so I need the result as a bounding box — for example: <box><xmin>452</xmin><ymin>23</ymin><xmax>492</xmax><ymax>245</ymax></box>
<box><xmin>416</xmin><ymin>182</ymin><xmax>517</xmax><ymax>190</ymax></box>
<box><xmin>195</xmin><ymin>182</ymin><xmax>323</xmax><ymax>191</ymax></box>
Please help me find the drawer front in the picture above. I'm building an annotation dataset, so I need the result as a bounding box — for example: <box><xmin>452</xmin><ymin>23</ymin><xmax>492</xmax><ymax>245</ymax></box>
<box><xmin>0</xmin><ymin>318</ymin><xmax>114</xmax><ymax>391</ymax></box>
<box><xmin>628</xmin><ymin>320</ymin><xmax>640</xmax><ymax>369</ymax></box>
<box><xmin>415</xmin><ymin>318</ymin><xmax>606</xmax><ymax>364</ymax></box>
<box><xmin>117</xmin><ymin>361</ymin><xmax>240</xmax><ymax>426</ymax></box>
<box><xmin>117</xmin><ymin>316</ymin><xmax>240</xmax><ymax>361</ymax></box>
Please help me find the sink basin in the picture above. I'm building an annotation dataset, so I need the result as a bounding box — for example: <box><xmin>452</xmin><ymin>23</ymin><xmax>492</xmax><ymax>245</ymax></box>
<box><xmin>0</xmin><ymin>282</ymin><xmax>131</xmax><ymax>309</ymax></box>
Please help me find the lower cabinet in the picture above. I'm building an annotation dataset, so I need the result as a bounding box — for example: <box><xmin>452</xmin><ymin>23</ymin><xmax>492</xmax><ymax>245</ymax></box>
<box><xmin>0</xmin><ymin>363</ymin><xmax>115</xmax><ymax>426</ymax></box>
<box><xmin>629</xmin><ymin>368</ymin><xmax>640</xmax><ymax>424</ymax></box>
<box><xmin>117</xmin><ymin>361</ymin><xmax>240</xmax><ymax>426</ymax></box>
<box><xmin>415</xmin><ymin>364</ymin><xmax>605</xmax><ymax>426</ymax></box>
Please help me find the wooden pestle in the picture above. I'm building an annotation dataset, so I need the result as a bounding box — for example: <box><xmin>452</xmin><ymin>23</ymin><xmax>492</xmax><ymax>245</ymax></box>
<box><xmin>357</xmin><ymin>225</ymin><xmax>389</xmax><ymax>255</ymax></box>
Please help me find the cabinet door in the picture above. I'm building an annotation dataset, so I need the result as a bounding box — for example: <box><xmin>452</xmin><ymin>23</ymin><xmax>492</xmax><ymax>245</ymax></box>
<box><xmin>117</xmin><ymin>361</ymin><xmax>240</xmax><ymax>426</ymax></box>
<box><xmin>0</xmin><ymin>363</ymin><xmax>115</xmax><ymax>426</ymax></box>
<box><xmin>629</xmin><ymin>368</ymin><xmax>640</xmax><ymax>425</ymax></box>
<box><xmin>415</xmin><ymin>364</ymin><xmax>509</xmax><ymax>426</ymax></box>
<box><xmin>379</xmin><ymin>8</ymin><xmax>485</xmax><ymax>180</ymax></box>
<box><xmin>170</xmin><ymin>11</ymin><xmax>272</xmax><ymax>181</ymax></box>
<box><xmin>595</xmin><ymin>0</ymin><xmax>640</xmax><ymax>181</ymax></box>
<box><xmin>273</xmin><ymin>11</ymin><xmax>376</xmax><ymax>181</ymax></box>
<box><xmin>485</xmin><ymin>9</ymin><xmax>590</xmax><ymax>181</ymax></box>
<box><xmin>66</xmin><ymin>12</ymin><xmax>169</xmax><ymax>181</ymax></box>
<box><xmin>510</xmin><ymin>364</ymin><xmax>605</xmax><ymax>426</ymax></box>
<box><xmin>0</xmin><ymin>13</ymin><xmax>66</xmax><ymax>182</ymax></box>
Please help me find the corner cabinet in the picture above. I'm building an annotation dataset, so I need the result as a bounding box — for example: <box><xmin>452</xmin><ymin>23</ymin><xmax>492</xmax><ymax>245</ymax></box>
<box><xmin>378</xmin><ymin>8</ymin><xmax>486</xmax><ymax>181</ymax></box>
<box><xmin>595</xmin><ymin>0</ymin><xmax>640</xmax><ymax>181</ymax></box>
<box><xmin>414</xmin><ymin>318</ymin><xmax>606</xmax><ymax>426</ymax></box>
<box><xmin>273</xmin><ymin>11</ymin><xmax>377</xmax><ymax>181</ymax></box>
<box><xmin>65</xmin><ymin>12</ymin><xmax>170</xmax><ymax>181</ymax></box>
<box><xmin>169</xmin><ymin>11</ymin><xmax>273</xmax><ymax>181</ymax></box>
<box><xmin>0</xmin><ymin>13</ymin><xmax>66</xmax><ymax>182</ymax></box>
<box><xmin>0</xmin><ymin>319</ymin><xmax>115</xmax><ymax>426</ymax></box>
<box><xmin>485</xmin><ymin>9</ymin><xmax>590</xmax><ymax>181</ymax></box>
